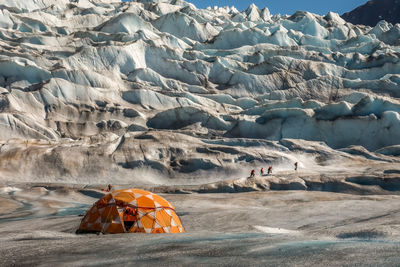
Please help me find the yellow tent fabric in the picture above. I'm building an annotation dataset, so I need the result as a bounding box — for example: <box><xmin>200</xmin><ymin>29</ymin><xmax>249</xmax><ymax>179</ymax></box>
<box><xmin>77</xmin><ymin>188</ymin><xmax>185</xmax><ymax>234</ymax></box>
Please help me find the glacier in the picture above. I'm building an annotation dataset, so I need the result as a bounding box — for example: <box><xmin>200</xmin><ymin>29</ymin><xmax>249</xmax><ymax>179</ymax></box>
<box><xmin>1</xmin><ymin>1</ymin><xmax>400</xmax><ymax>265</ymax></box>
<box><xmin>0</xmin><ymin>0</ymin><xmax>399</xmax><ymax>183</ymax></box>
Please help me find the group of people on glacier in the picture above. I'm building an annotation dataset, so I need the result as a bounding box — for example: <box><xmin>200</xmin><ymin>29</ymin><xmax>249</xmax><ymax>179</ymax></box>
<box><xmin>250</xmin><ymin>162</ymin><xmax>298</xmax><ymax>178</ymax></box>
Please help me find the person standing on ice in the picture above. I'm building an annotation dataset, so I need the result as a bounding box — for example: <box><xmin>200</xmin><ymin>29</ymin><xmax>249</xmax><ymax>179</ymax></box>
<box><xmin>101</xmin><ymin>184</ymin><xmax>113</xmax><ymax>192</ymax></box>
<box><xmin>250</xmin><ymin>169</ymin><xmax>255</xmax><ymax>178</ymax></box>
<box><xmin>260</xmin><ymin>168</ymin><xmax>264</xmax><ymax>175</ymax></box>
<box><xmin>294</xmin><ymin>162</ymin><xmax>298</xmax><ymax>171</ymax></box>
<box><xmin>107</xmin><ymin>184</ymin><xmax>112</xmax><ymax>192</ymax></box>
<box><xmin>268</xmin><ymin>166</ymin><xmax>272</xmax><ymax>175</ymax></box>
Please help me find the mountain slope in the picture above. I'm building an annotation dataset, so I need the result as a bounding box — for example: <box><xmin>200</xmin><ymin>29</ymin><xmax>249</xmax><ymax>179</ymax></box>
<box><xmin>342</xmin><ymin>0</ymin><xmax>400</xmax><ymax>27</ymax></box>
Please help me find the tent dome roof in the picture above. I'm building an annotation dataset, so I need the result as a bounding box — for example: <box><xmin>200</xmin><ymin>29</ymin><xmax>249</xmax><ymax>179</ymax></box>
<box><xmin>77</xmin><ymin>188</ymin><xmax>185</xmax><ymax>234</ymax></box>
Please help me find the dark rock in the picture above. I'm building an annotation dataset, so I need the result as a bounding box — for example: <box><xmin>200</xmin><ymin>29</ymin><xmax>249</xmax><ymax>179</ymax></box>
<box><xmin>342</xmin><ymin>0</ymin><xmax>400</xmax><ymax>27</ymax></box>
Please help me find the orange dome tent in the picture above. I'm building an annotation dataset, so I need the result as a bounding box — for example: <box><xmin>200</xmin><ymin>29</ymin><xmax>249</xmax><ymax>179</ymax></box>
<box><xmin>77</xmin><ymin>188</ymin><xmax>185</xmax><ymax>234</ymax></box>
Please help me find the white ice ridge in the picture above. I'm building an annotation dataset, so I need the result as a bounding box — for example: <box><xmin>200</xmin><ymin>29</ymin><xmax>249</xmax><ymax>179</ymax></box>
<box><xmin>253</xmin><ymin>226</ymin><xmax>300</xmax><ymax>235</ymax></box>
<box><xmin>0</xmin><ymin>0</ymin><xmax>399</xmax><ymax>166</ymax></box>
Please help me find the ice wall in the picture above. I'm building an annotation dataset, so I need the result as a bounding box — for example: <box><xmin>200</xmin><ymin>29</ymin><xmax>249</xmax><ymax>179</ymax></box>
<box><xmin>0</xmin><ymin>0</ymin><xmax>399</xmax><ymax>180</ymax></box>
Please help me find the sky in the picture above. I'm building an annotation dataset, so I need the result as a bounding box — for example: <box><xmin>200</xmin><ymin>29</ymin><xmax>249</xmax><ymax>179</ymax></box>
<box><xmin>156</xmin><ymin>0</ymin><xmax>368</xmax><ymax>16</ymax></box>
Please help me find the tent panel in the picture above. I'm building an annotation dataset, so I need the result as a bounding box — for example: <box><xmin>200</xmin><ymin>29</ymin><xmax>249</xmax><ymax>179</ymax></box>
<box><xmin>96</xmin><ymin>194</ymin><xmax>112</xmax><ymax>208</ymax></box>
<box><xmin>136</xmin><ymin>196</ymin><xmax>156</xmax><ymax>208</ymax></box>
<box><xmin>89</xmin><ymin>223</ymin><xmax>103</xmax><ymax>232</ymax></box>
<box><xmin>113</xmin><ymin>192</ymin><xmax>135</xmax><ymax>203</ymax></box>
<box><xmin>152</xmin><ymin>228</ymin><xmax>165</xmax><ymax>233</ymax></box>
<box><xmin>140</xmin><ymin>214</ymin><xmax>155</xmax><ymax>229</ymax></box>
<box><xmin>100</xmin><ymin>206</ymin><xmax>116</xmax><ymax>223</ymax></box>
<box><xmin>129</xmin><ymin>226</ymin><xmax>146</xmax><ymax>233</ymax></box>
<box><xmin>155</xmin><ymin>209</ymin><xmax>172</xmax><ymax>227</ymax></box>
<box><xmin>152</xmin><ymin>195</ymin><xmax>174</xmax><ymax>209</ymax></box>
<box><xmin>171</xmin><ymin>211</ymin><xmax>183</xmax><ymax>227</ymax></box>
<box><xmin>170</xmin><ymin>226</ymin><xmax>181</xmax><ymax>233</ymax></box>
<box><xmin>87</xmin><ymin>208</ymin><xmax>100</xmax><ymax>224</ymax></box>
<box><xmin>105</xmin><ymin>222</ymin><xmax>125</xmax><ymax>234</ymax></box>
<box><xmin>130</xmin><ymin>188</ymin><xmax>153</xmax><ymax>196</ymax></box>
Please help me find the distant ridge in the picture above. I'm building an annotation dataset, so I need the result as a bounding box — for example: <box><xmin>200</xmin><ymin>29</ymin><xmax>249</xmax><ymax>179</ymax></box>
<box><xmin>341</xmin><ymin>0</ymin><xmax>400</xmax><ymax>26</ymax></box>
